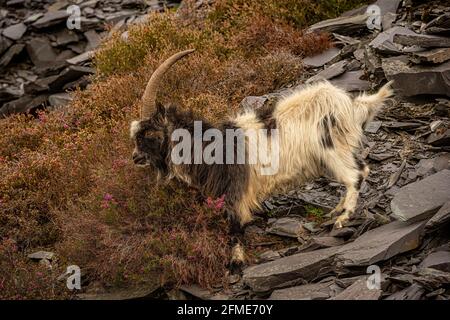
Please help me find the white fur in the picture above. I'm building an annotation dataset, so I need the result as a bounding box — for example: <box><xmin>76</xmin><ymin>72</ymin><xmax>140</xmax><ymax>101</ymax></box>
<box><xmin>130</xmin><ymin>120</ymin><xmax>141</xmax><ymax>139</ymax></box>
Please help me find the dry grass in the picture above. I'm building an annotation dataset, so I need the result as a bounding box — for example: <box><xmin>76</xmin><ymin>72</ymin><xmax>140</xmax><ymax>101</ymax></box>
<box><xmin>0</xmin><ymin>0</ymin><xmax>368</xmax><ymax>299</ymax></box>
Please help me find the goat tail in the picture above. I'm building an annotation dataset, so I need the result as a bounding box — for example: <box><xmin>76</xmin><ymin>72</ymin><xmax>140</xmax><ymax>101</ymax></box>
<box><xmin>353</xmin><ymin>81</ymin><xmax>394</xmax><ymax>127</ymax></box>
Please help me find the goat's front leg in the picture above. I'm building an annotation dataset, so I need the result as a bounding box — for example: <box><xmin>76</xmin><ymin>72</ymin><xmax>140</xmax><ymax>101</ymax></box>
<box><xmin>227</xmin><ymin>211</ymin><xmax>246</xmax><ymax>274</ymax></box>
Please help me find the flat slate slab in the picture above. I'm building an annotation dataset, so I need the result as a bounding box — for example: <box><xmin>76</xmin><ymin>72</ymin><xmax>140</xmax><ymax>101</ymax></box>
<box><xmin>308</xmin><ymin>14</ymin><xmax>369</xmax><ymax>35</ymax></box>
<box><xmin>394</xmin><ymin>33</ymin><xmax>450</xmax><ymax>48</ymax></box>
<box><xmin>243</xmin><ymin>247</ymin><xmax>338</xmax><ymax>293</ymax></box>
<box><xmin>336</xmin><ymin>220</ymin><xmax>426</xmax><ymax>267</ymax></box>
<box><xmin>420</xmin><ymin>251</ymin><xmax>450</xmax><ymax>272</ymax></box>
<box><xmin>370</xmin><ymin>26</ymin><xmax>424</xmax><ymax>54</ymax></box>
<box><xmin>410</xmin><ymin>48</ymin><xmax>450</xmax><ymax>64</ymax></box>
<box><xmin>269</xmin><ymin>281</ymin><xmax>334</xmax><ymax>300</ymax></box>
<box><xmin>306</xmin><ymin>60</ymin><xmax>347</xmax><ymax>83</ymax></box>
<box><xmin>382</xmin><ymin>56</ymin><xmax>450</xmax><ymax>97</ymax></box>
<box><xmin>329</xmin><ymin>278</ymin><xmax>381</xmax><ymax>300</ymax></box>
<box><xmin>425</xmin><ymin>201</ymin><xmax>450</xmax><ymax>232</ymax></box>
<box><xmin>303</xmin><ymin>47</ymin><xmax>341</xmax><ymax>68</ymax></box>
<box><xmin>391</xmin><ymin>170</ymin><xmax>450</xmax><ymax>222</ymax></box>
<box><xmin>330</xmin><ymin>70</ymin><xmax>371</xmax><ymax>92</ymax></box>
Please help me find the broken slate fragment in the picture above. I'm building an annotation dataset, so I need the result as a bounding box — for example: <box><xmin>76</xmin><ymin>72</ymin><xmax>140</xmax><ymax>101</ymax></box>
<box><xmin>308</xmin><ymin>14</ymin><xmax>369</xmax><ymax>35</ymax></box>
<box><xmin>330</xmin><ymin>70</ymin><xmax>371</xmax><ymax>92</ymax></box>
<box><xmin>365</xmin><ymin>121</ymin><xmax>382</xmax><ymax>134</ymax></box>
<box><xmin>428</xmin><ymin>128</ymin><xmax>450</xmax><ymax>147</ymax></box>
<box><xmin>382</xmin><ymin>56</ymin><xmax>450</xmax><ymax>97</ymax></box>
<box><xmin>266</xmin><ymin>217</ymin><xmax>304</xmax><ymax>238</ymax></box>
<box><xmin>243</xmin><ymin>247</ymin><xmax>338</xmax><ymax>293</ymax></box>
<box><xmin>329</xmin><ymin>278</ymin><xmax>381</xmax><ymax>300</ymax></box>
<box><xmin>425</xmin><ymin>201</ymin><xmax>450</xmax><ymax>232</ymax></box>
<box><xmin>0</xmin><ymin>95</ymin><xmax>48</xmax><ymax>117</ymax></box>
<box><xmin>370</xmin><ymin>26</ymin><xmax>425</xmax><ymax>54</ymax></box>
<box><xmin>391</xmin><ymin>170</ymin><xmax>450</xmax><ymax>223</ymax></box>
<box><xmin>394</xmin><ymin>33</ymin><xmax>450</xmax><ymax>48</ymax></box>
<box><xmin>306</xmin><ymin>60</ymin><xmax>347</xmax><ymax>83</ymax></box>
<box><xmin>336</xmin><ymin>220</ymin><xmax>426</xmax><ymax>267</ymax></box>
<box><xmin>410</xmin><ymin>48</ymin><xmax>450</xmax><ymax>65</ymax></box>
<box><xmin>424</xmin><ymin>13</ymin><xmax>450</xmax><ymax>35</ymax></box>
<box><xmin>0</xmin><ymin>43</ymin><xmax>25</xmax><ymax>68</ymax></box>
<box><xmin>2</xmin><ymin>23</ymin><xmax>27</xmax><ymax>40</ymax></box>
<box><xmin>302</xmin><ymin>47</ymin><xmax>341</xmax><ymax>68</ymax></box>
<box><xmin>48</xmin><ymin>92</ymin><xmax>73</xmax><ymax>107</ymax></box>
<box><xmin>26</xmin><ymin>38</ymin><xmax>58</xmax><ymax>67</ymax></box>
<box><xmin>32</xmin><ymin>10</ymin><xmax>69</xmax><ymax>29</ymax></box>
<box><xmin>385</xmin><ymin>283</ymin><xmax>425</xmax><ymax>300</ymax></box>
<box><xmin>28</xmin><ymin>251</ymin><xmax>54</xmax><ymax>261</ymax></box>
<box><xmin>420</xmin><ymin>251</ymin><xmax>450</xmax><ymax>272</ymax></box>
<box><xmin>269</xmin><ymin>281</ymin><xmax>334</xmax><ymax>300</ymax></box>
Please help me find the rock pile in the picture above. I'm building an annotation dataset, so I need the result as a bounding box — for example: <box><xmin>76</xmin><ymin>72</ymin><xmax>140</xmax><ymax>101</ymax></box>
<box><xmin>183</xmin><ymin>0</ymin><xmax>450</xmax><ymax>300</ymax></box>
<box><xmin>0</xmin><ymin>0</ymin><xmax>178</xmax><ymax>117</ymax></box>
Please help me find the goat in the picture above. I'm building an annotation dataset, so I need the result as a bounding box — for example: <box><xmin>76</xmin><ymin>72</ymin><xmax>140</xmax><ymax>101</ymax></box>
<box><xmin>130</xmin><ymin>50</ymin><xmax>394</xmax><ymax>268</ymax></box>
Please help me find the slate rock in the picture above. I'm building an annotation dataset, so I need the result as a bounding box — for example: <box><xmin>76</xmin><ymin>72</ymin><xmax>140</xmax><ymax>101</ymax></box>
<box><xmin>420</xmin><ymin>251</ymin><xmax>450</xmax><ymax>272</ymax></box>
<box><xmin>0</xmin><ymin>43</ymin><xmax>25</xmax><ymax>68</ymax></box>
<box><xmin>365</xmin><ymin>121</ymin><xmax>382</xmax><ymax>134</ymax></box>
<box><xmin>28</xmin><ymin>251</ymin><xmax>54</xmax><ymax>261</ymax></box>
<box><xmin>308</xmin><ymin>14</ymin><xmax>369</xmax><ymax>35</ymax></box>
<box><xmin>77</xmin><ymin>285</ymin><xmax>160</xmax><ymax>300</ymax></box>
<box><xmin>243</xmin><ymin>247</ymin><xmax>338</xmax><ymax>293</ymax></box>
<box><xmin>66</xmin><ymin>51</ymin><xmax>94</xmax><ymax>65</ymax></box>
<box><xmin>26</xmin><ymin>38</ymin><xmax>58</xmax><ymax>67</ymax></box>
<box><xmin>55</xmin><ymin>29</ymin><xmax>79</xmax><ymax>46</ymax></box>
<box><xmin>370</xmin><ymin>26</ymin><xmax>424</xmax><ymax>54</ymax></box>
<box><xmin>336</xmin><ymin>220</ymin><xmax>426</xmax><ymax>267</ymax></box>
<box><xmin>0</xmin><ymin>95</ymin><xmax>48</xmax><ymax>117</ymax></box>
<box><xmin>424</xmin><ymin>13</ymin><xmax>450</xmax><ymax>35</ymax></box>
<box><xmin>269</xmin><ymin>281</ymin><xmax>334</xmax><ymax>300</ymax></box>
<box><xmin>84</xmin><ymin>30</ymin><xmax>102</xmax><ymax>50</ymax></box>
<box><xmin>410</xmin><ymin>48</ymin><xmax>450</xmax><ymax>64</ymax></box>
<box><xmin>382</xmin><ymin>56</ymin><xmax>450</xmax><ymax>97</ymax></box>
<box><xmin>329</xmin><ymin>227</ymin><xmax>355</xmax><ymax>238</ymax></box>
<box><xmin>32</xmin><ymin>10</ymin><xmax>69</xmax><ymax>29</ymax></box>
<box><xmin>329</xmin><ymin>278</ymin><xmax>381</xmax><ymax>300</ymax></box>
<box><xmin>385</xmin><ymin>283</ymin><xmax>425</xmax><ymax>300</ymax></box>
<box><xmin>306</xmin><ymin>60</ymin><xmax>347</xmax><ymax>83</ymax></box>
<box><xmin>303</xmin><ymin>47</ymin><xmax>341</xmax><ymax>68</ymax></box>
<box><xmin>259</xmin><ymin>250</ymin><xmax>281</xmax><ymax>262</ymax></box>
<box><xmin>0</xmin><ymin>86</ymin><xmax>22</xmax><ymax>103</ymax></box>
<box><xmin>391</xmin><ymin>170</ymin><xmax>450</xmax><ymax>222</ymax></box>
<box><xmin>428</xmin><ymin>128</ymin><xmax>450</xmax><ymax>147</ymax></box>
<box><xmin>394</xmin><ymin>33</ymin><xmax>450</xmax><ymax>48</ymax></box>
<box><xmin>374</xmin><ymin>0</ymin><xmax>401</xmax><ymax>30</ymax></box>
<box><xmin>266</xmin><ymin>217</ymin><xmax>304</xmax><ymax>238</ymax></box>
<box><xmin>330</xmin><ymin>70</ymin><xmax>371</xmax><ymax>92</ymax></box>
<box><xmin>2</xmin><ymin>22</ymin><xmax>27</xmax><ymax>40</ymax></box>
<box><xmin>48</xmin><ymin>92</ymin><xmax>73</xmax><ymax>107</ymax></box>
<box><xmin>310</xmin><ymin>236</ymin><xmax>345</xmax><ymax>249</ymax></box>
<box><xmin>0</xmin><ymin>35</ymin><xmax>13</xmax><ymax>55</ymax></box>
<box><xmin>425</xmin><ymin>201</ymin><xmax>450</xmax><ymax>232</ymax></box>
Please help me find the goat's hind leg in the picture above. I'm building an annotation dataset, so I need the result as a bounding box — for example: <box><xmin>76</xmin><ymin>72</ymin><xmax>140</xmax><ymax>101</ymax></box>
<box><xmin>227</xmin><ymin>211</ymin><xmax>246</xmax><ymax>274</ymax></box>
<box><xmin>326</xmin><ymin>154</ymin><xmax>369</xmax><ymax>229</ymax></box>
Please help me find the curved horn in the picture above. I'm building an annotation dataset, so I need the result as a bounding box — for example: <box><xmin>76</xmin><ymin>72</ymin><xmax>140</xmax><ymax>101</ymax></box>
<box><xmin>141</xmin><ymin>49</ymin><xmax>195</xmax><ymax>119</ymax></box>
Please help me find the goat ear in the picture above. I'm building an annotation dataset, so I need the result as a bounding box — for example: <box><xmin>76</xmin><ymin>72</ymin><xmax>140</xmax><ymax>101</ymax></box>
<box><xmin>154</xmin><ymin>102</ymin><xmax>166</xmax><ymax>123</ymax></box>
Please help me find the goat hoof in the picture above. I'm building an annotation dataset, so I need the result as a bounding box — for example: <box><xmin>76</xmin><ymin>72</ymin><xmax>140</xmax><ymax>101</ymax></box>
<box><xmin>334</xmin><ymin>215</ymin><xmax>349</xmax><ymax>229</ymax></box>
<box><xmin>229</xmin><ymin>260</ymin><xmax>244</xmax><ymax>275</ymax></box>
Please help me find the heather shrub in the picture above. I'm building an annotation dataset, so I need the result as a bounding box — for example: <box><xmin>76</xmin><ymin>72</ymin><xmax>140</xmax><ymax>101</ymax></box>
<box><xmin>0</xmin><ymin>0</ymin><xmax>368</xmax><ymax>298</ymax></box>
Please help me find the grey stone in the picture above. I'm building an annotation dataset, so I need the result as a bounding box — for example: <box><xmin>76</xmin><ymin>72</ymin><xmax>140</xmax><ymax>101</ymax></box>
<box><xmin>420</xmin><ymin>251</ymin><xmax>450</xmax><ymax>272</ymax></box>
<box><xmin>416</xmin><ymin>154</ymin><xmax>450</xmax><ymax>177</ymax></box>
<box><xmin>385</xmin><ymin>283</ymin><xmax>425</xmax><ymax>300</ymax></box>
<box><xmin>425</xmin><ymin>201</ymin><xmax>450</xmax><ymax>232</ymax></box>
<box><xmin>32</xmin><ymin>10</ymin><xmax>69</xmax><ymax>29</ymax></box>
<box><xmin>308</xmin><ymin>14</ymin><xmax>369</xmax><ymax>35</ymax></box>
<box><xmin>382</xmin><ymin>56</ymin><xmax>450</xmax><ymax>97</ymax></box>
<box><xmin>369</xmin><ymin>153</ymin><xmax>395</xmax><ymax>162</ymax></box>
<box><xmin>310</xmin><ymin>236</ymin><xmax>345</xmax><ymax>249</ymax></box>
<box><xmin>243</xmin><ymin>247</ymin><xmax>338</xmax><ymax>293</ymax></box>
<box><xmin>66</xmin><ymin>51</ymin><xmax>94</xmax><ymax>65</ymax></box>
<box><xmin>269</xmin><ymin>281</ymin><xmax>334</xmax><ymax>300</ymax></box>
<box><xmin>28</xmin><ymin>251</ymin><xmax>54</xmax><ymax>260</ymax></box>
<box><xmin>428</xmin><ymin>128</ymin><xmax>450</xmax><ymax>147</ymax></box>
<box><xmin>259</xmin><ymin>250</ymin><xmax>281</xmax><ymax>262</ymax></box>
<box><xmin>411</xmin><ymin>48</ymin><xmax>450</xmax><ymax>64</ymax></box>
<box><xmin>329</xmin><ymin>278</ymin><xmax>381</xmax><ymax>300</ymax></box>
<box><xmin>329</xmin><ymin>227</ymin><xmax>355</xmax><ymax>238</ymax></box>
<box><xmin>240</xmin><ymin>96</ymin><xmax>267</xmax><ymax>110</ymax></box>
<box><xmin>336</xmin><ymin>220</ymin><xmax>426</xmax><ymax>267</ymax></box>
<box><xmin>0</xmin><ymin>86</ymin><xmax>22</xmax><ymax>103</ymax></box>
<box><xmin>77</xmin><ymin>285</ymin><xmax>160</xmax><ymax>300</ymax></box>
<box><xmin>266</xmin><ymin>217</ymin><xmax>304</xmax><ymax>238</ymax></box>
<box><xmin>48</xmin><ymin>92</ymin><xmax>73</xmax><ymax>107</ymax></box>
<box><xmin>26</xmin><ymin>38</ymin><xmax>58</xmax><ymax>67</ymax></box>
<box><xmin>424</xmin><ymin>13</ymin><xmax>450</xmax><ymax>35</ymax></box>
<box><xmin>394</xmin><ymin>33</ymin><xmax>450</xmax><ymax>48</ymax></box>
<box><xmin>24</xmin><ymin>13</ymin><xmax>44</xmax><ymax>24</ymax></box>
<box><xmin>330</xmin><ymin>70</ymin><xmax>371</xmax><ymax>92</ymax></box>
<box><xmin>2</xmin><ymin>22</ymin><xmax>27</xmax><ymax>40</ymax></box>
<box><xmin>374</xmin><ymin>0</ymin><xmax>401</xmax><ymax>30</ymax></box>
<box><xmin>391</xmin><ymin>170</ymin><xmax>450</xmax><ymax>222</ymax></box>
<box><xmin>306</xmin><ymin>60</ymin><xmax>347</xmax><ymax>83</ymax></box>
<box><xmin>365</xmin><ymin>121</ymin><xmax>382</xmax><ymax>134</ymax></box>
<box><xmin>370</xmin><ymin>26</ymin><xmax>425</xmax><ymax>54</ymax></box>
<box><xmin>0</xmin><ymin>43</ymin><xmax>25</xmax><ymax>68</ymax></box>
<box><xmin>0</xmin><ymin>95</ymin><xmax>47</xmax><ymax>117</ymax></box>
<box><xmin>84</xmin><ymin>30</ymin><xmax>102</xmax><ymax>50</ymax></box>
<box><xmin>0</xmin><ymin>35</ymin><xmax>13</xmax><ymax>55</ymax></box>
<box><xmin>303</xmin><ymin>47</ymin><xmax>341</xmax><ymax>68</ymax></box>
<box><xmin>55</xmin><ymin>30</ymin><xmax>79</xmax><ymax>46</ymax></box>
<box><xmin>332</xmin><ymin>33</ymin><xmax>360</xmax><ymax>45</ymax></box>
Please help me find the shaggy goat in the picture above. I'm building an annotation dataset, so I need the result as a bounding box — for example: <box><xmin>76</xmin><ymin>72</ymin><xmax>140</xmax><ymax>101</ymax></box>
<box><xmin>130</xmin><ymin>50</ymin><xmax>394</xmax><ymax>266</ymax></box>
